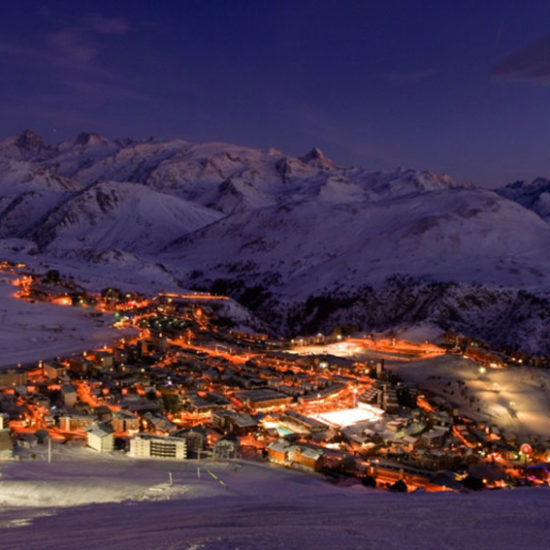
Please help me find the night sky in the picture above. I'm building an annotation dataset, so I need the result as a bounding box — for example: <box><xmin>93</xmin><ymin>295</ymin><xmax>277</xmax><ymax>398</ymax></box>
<box><xmin>2</xmin><ymin>1</ymin><xmax>550</xmax><ymax>186</ymax></box>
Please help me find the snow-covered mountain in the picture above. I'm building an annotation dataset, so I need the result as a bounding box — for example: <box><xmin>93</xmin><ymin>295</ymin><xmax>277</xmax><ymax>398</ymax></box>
<box><xmin>496</xmin><ymin>178</ymin><xmax>550</xmax><ymax>223</ymax></box>
<box><xmin>166</xmin><ymin>187</ymin><xmax>550</xmax><ymax>295</ymax></box>
<box><xmin>31</xmin><ymin>180</ymin><xmax>223</xmax><ymax>255</ymax></box>
<box><xmin>1</xmin><ymin>129</ymin><xmax>550</xmax><ymax>353</ymax></box>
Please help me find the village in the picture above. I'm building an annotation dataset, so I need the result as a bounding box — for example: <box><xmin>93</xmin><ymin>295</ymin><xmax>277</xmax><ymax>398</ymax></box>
<box><xmin>0</xmin><ymin>261</ymin><xmax>548</xmax><ymax>493</ymax></box>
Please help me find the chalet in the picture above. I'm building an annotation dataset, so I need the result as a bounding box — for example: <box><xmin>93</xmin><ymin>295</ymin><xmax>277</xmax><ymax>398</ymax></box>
<box><xmin>290</xmin><ymin>446</ymin><xmax>325</xmax><ymax>472</ymax></box>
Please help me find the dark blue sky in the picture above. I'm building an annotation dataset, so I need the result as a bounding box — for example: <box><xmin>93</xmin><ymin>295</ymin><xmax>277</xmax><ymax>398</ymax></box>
<box><xmin>2</xmin><ymin>1</ymin><xmax>550</xmax><ymax>186</ymax></box>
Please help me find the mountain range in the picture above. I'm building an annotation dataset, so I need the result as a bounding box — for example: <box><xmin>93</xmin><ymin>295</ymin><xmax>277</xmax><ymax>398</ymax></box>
<box><xmin>1</xmin><ymin>128</ymin><xmax>550</xmax><ymax>354</ymax></box>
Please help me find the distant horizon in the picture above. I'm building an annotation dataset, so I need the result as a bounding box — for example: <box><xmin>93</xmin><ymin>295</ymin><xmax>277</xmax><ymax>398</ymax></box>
<box><xmin>1</xmin><ymin>126</ymin><xmax>543</xmax><ymax>190</ymax></box>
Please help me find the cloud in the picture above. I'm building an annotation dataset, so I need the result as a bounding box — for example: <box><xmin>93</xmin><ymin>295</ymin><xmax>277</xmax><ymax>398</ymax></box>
<box><xmin>382</xmin><ymin>68</ymin><xmax>436</xmax><ymax>85</ymax></box>
<box><xmin>83</xmin><ymin>15</ymin><xmax>129</xmax><ymax>35</ymax></box>
<box><xmin>0</xmin><ymin>13</ymin><xmax>149</xmax><ymax>111</ymax></box>
<box><xmin>48</xmin><ymin>28</ymin><xmax>99</xmax><ymax>62</ymax></box>
<box><xmin>491</xmin><ymin>33</ymin><xmax>550</xmax><ymax>84</ymax></box>
<box><xmin>46</xmin><ymin>15</ymin><xmax>130</xmax><ymax>62</ymax></box>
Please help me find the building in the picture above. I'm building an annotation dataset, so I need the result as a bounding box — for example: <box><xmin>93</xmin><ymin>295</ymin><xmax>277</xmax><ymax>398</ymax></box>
<box><xmin>281</xmin><ymin>411</ymin><xmax>328</xmax><ymax>434</ymax></box>
<box><xmin>58</xmin><ymin>414</ymin><xmax>95</xmax><ymax>431</ymax></box>
<box><xmin>111</xmin><ymin>410</ymin><xmax>140</xmax><ymax>434</ymax></box>
<box><xmin>267</xmin><ymin>441</ymin><xmax>325</xmax><ymax>472</ymax></box>
<box><xmin>0</xmin><ymin>429</ymin><xmax>13</xmax><ymax>459</ymax></box>
<box><xmin>129</xmin><ymin>434</ymin><xmax>187</xmax><ymax>460</ymax></box>
<box><xmin>291</xmin><ymin>446</ymin><xmax>325</xmax><ymax>472</ymax></box>
<box><xmin>418</xmin><ymin>427</ymin><xmax>449</xmax><ymax>448</ymax></box>
<box><xmin>234</xmin><ymin>389</ymin><xmax>293</xmax><ymax>410</ymax></box>
<box><xmin>143</xmin><ymin>412</ymin><xmax>175</xmax><ymax>434</ymax></box>
<box><xmin>68</xmin><ymin>356</ymin><xmax>93</xmax><ymax>374</ymax></box>
<box><xmin>212</xmin><ymin>435</ymin><xmax>239</xmax><ymax>460</ymax></box>
<box><xmin>61</xmin><ymin>384</ymin><xmax>78</xmax><ymax>407</ymax></box>
<box><xmin>86</xmin><ymin>423</ymin><xmax>114</xmax><ymax>453</ymax></box>
<box><xmin>0</xmin><ymin>369</ymin><xmax>28</xmax><ymax>387</ymax></box>
<box><xmin>94</xmin><ymin>351</ymin><xmax>114</xmax><ymax>369</ymax></box>
<box><xmin>360</xmin><ymin>382</ymin><xmax>399</xmax><ymax>414</ymax></box>
<box><xmin>267</xmin><ymin>440</ymin><xmax>290</xmax><ymax>465</ymax></box>
<box><xmin>176</xmin><ymin>427</ymin><xmax>206</xmax><ymax>455</ymax></box>
<box><xmin>212</xmin><ymin>410</ymin><xmax>257</xmax><ymax>435</ymax></box>
<box><xmin>43</xmin><ymin>361</ymin><xmax>67</xmax><ymax>379</ymax></box>
<box><xmin>0</xmin><ymin>412</ymin><xmax>9</xmax><ymax>430</ymax></box>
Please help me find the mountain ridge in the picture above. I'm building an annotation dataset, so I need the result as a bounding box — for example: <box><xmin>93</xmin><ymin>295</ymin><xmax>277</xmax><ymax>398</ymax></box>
<box><xmin>1</xmin><ymin>129</ymin><xmax>549</xmax><ymax>353</ymax></box>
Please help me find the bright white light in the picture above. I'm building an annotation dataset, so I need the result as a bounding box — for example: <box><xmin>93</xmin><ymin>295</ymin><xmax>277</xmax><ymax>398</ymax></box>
<box><xmin>316</xmin><ymin>405</ymin><xmax>384</xmax><ymax>428</ymax></box>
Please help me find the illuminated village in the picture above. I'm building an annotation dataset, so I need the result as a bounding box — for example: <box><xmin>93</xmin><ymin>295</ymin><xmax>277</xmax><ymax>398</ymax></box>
<box><xmin>0</xmin><ymin>261</ymin><xmax>548</xmax><ymax>494</ymax></box>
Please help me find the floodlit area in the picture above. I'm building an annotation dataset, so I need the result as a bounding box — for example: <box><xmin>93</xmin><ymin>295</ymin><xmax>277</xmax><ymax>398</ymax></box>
<box><xmin>289</xmin><ymin>336</ymin><xmax>445</xmax><ymax>363</ymax></box>
<box><xmin>316</xmin><ymin>404</ymin><xmax>384</xmax><ymax>428</ymax></box>
<box><xmin>0</xmin><ymin>276</ymin><xmax>134</xmax><ymax>369</ymax></box>
<box><xmin>290</xmin><ymin>334</ymin><xmax>550</xmax><ymax>439</ymax></box>
<box><xmin>289</xmin><ymin>341</ymin><xmax>365</xmax><ymax>357</ymax></box>
<box><xmin>387</xmin><ymin>354</ymin><xmax>550</xmax><ymax>438</ymax></box>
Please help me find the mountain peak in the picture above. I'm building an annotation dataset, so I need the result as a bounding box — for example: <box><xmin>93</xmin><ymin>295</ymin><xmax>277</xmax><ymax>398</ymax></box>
<box><xmin>299</xmin><ymin>147</ymin><xmax>336</xmax><ymax>168</ymax></box>
<box><xmin>74</xmin><ymin>132</ymin><xmax>109</xmax><ymax>147</ymax></box>
<box><xmin>16</xmin><ymin>128</ymin><xmax>44</xmax><ymax>152</ymax></box>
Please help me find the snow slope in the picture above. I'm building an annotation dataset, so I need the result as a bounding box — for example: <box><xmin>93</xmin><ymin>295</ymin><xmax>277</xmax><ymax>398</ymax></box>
<box><xmin>0</xmin><ymin>275</ymin><xmax>132</xmax><ymax>368</ymax></box>
<box><xmin>0</xmin><ymin>449</ymin><xmax>548</xmax><ymax>550</ymax></box>
<box><xmin>165</xmin><ymin>187</ymin><xmax>550</xmax><ymax>296</ymax></box>
<box><xmin>32</xmin><ymin>181</ymin><xmax>223</xmax><ymax>256</ymax></box>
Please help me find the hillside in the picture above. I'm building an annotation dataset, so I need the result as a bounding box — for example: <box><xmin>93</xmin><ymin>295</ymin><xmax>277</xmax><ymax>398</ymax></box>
<box><xmin>1</xmin><ymin>129</ymin><xmax>550</xmax><ymax>352</ymax></box>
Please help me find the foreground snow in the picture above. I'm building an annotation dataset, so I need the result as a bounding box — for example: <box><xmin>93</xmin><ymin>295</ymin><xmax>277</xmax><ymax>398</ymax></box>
<box><xmin>0</xmin><ymin>449</ymin><xmax>548</xmax><ymax>550</ymax></box>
